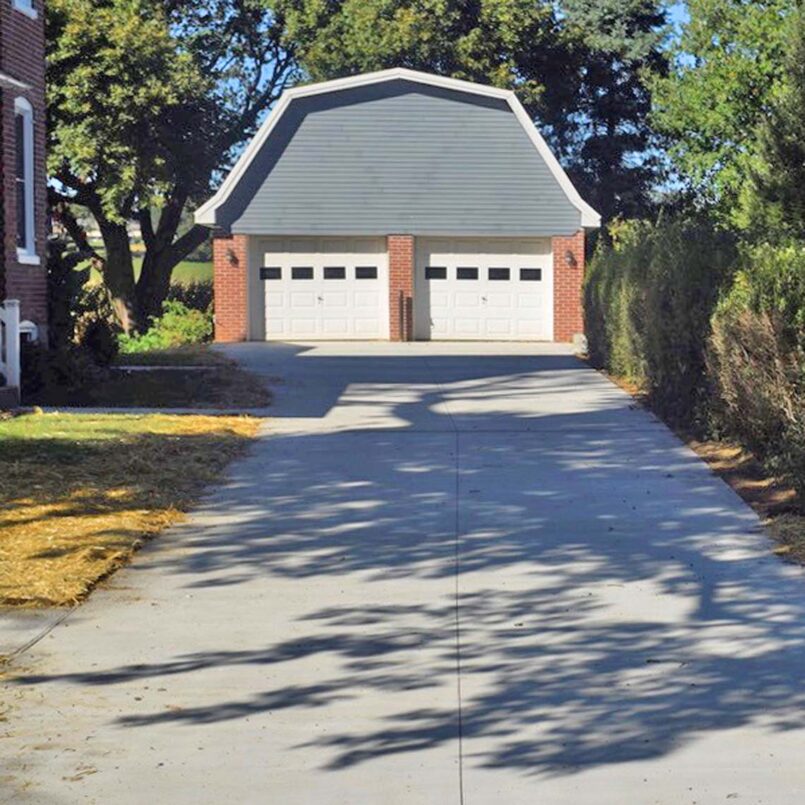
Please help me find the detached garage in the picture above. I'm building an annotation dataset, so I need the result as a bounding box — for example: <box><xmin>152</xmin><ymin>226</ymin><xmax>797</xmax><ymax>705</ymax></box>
<box><xmin>196</xmin><ymin>68</ymin><xmax>600</xmax><ymax>343</ymax></box>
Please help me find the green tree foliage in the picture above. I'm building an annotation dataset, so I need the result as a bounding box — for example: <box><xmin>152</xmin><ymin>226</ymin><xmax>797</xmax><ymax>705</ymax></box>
<box><xmin>274</xmin><ymin>0</ymin><xmax>669</xmax><ymax>221</ymax></box>
<box><xmin>560</xmin><ymin>0</ymin><xmax>670</xmax><ymax>219</ymax></box>
<box><xmin>47</xmin><ymin>0</ymin><xmax>298</xmax><ymax>332</ymax></box>
<box><xmin>650</xmin><ymin>0</ymin><xmax>794</xmax><ymax>220</ymax></box>
<box><xmin>748</xmin><ymin>8</ymin><xmax>805</xmax><ymax>238</ymax></box>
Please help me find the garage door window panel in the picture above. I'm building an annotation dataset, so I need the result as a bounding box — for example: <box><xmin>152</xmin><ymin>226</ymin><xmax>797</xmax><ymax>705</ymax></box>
<box><xmin>292</xmin><ymin>266</ymin><xmax>314</xmax><ymax>280</ymax></box>
<box><xmin>520</xmin><ymin>268</ymin><xmax>542</xmax><ymax>281</ymax></box>
<box><xmin>488</xmin><ymin>268</ymin><xmax>510</xmax><ymax>281</ymax></box>
<box><xmin>426</xmin><ymin>266</ymin><xmax>447</xmax><ymax>280</ymax></box>
<box><xmin>355</xmin><ymin>266</ymin><xmax>378</xmax><ymax>279</ymax></box>
<box><xmin>324</xmin><ymin>266</ymin><xmax>346</xmax><ymax>280</ymax></box>
<box><xmin>260</xmin><ymin>267</ymin><xmax>282</xmax><ymax>280</ymax></box>
<box><xmin>520</xmin><ymin>268</ymin><xmax>542</xmax><ymax>282</ymax></box>
<box><xmin>457</xmin><ymin>267</ymin><xmax>479</xmax><ymax>280</ymax></box>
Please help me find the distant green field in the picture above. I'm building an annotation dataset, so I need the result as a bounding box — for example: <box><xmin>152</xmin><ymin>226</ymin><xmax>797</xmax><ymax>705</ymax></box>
<box><xmin>86</xmin><ymin>258</ymin><xmax>212</xmax><ymax>286</ymax></box>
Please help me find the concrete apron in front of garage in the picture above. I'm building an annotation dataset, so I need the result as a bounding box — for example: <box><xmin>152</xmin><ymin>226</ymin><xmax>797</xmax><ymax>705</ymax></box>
<box><xmin>4</xmin><ymin>342</ymin><xmax>805</xmax><ymax>804</ymax></box>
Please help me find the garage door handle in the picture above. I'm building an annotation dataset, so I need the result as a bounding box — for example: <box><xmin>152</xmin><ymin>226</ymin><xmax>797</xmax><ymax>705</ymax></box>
<box><xmin>481</xmin><ymin>296</ymin><xmax>487</xmax><ymax>303</ymax></box>
<box><xmin>317</xmin><ymin>295</ymin><xmax>323</xmax><ymax>302</ymax></box>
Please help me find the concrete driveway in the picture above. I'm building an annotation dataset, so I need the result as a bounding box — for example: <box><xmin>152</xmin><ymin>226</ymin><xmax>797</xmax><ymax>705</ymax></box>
<box><xmin>4</xmin><ymin>342</ymin><xmax>805</xmax><ymax>804</ymax></box>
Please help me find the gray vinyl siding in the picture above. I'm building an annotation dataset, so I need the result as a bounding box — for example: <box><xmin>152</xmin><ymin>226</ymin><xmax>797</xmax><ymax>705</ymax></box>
<box><xmin>221</xmin><ymin>80</ymin><xmax>581</xmax><ymax>236</ymax></box>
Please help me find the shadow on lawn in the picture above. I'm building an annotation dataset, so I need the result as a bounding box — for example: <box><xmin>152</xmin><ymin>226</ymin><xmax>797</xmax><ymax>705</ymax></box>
<box><xmin>12</xmin><ymin>350</ymin><xmax>805</xmax><ymax>776</ymax></box>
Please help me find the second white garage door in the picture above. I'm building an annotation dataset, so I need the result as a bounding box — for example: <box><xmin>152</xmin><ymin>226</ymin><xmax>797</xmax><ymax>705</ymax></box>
<box><xmin>260</xmin><ymin>237</ymin><xmax>389</xmax><ymax>340</ymax></box>
<box><xmin>414</xmin><ymin>237</ymin><xmax>554</xmax><ymax>340</ymax></box>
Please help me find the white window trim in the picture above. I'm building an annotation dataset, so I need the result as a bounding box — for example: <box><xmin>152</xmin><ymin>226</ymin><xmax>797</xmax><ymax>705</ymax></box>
<box><xmin>14</xmin><ymin>96</ymin><xmax>38</xmax><ymax>265</ymax></box>
<box><xmin>12</xmin><ymin>0</ymin><xmax>38</xmax><ymax>20</ymax></box>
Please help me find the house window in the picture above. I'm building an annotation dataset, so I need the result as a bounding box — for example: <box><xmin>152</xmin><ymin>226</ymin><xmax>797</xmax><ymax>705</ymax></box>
<box><xmin>14</xmin><ymin>97</ymin><xmax>37</xmax><ymax>264</ymax></box>
<box><xmin>12</xmin><ymin>0</ymin><xmax>37</xmax><ymax>18</ymax></box>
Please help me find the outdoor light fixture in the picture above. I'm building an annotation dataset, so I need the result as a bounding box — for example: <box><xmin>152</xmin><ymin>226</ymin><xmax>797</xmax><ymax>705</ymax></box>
<box><xmin>227</xmin><ymin>247</ymin><xmax>238</xmax><ymax>266</ymax></box>
<box><xmin>565</xmin><ymin>249</ymin><xmax>578</xmax><ymax>269</ymax></box>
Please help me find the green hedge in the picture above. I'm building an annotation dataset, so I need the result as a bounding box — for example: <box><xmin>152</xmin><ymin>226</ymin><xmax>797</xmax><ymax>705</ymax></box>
<box><xmin>166</xmin><ymin>279</ymin><xmax>213</xmax><ymax>313</ymax></box>
<box><xmin>584</xmin><ymin>217</ymin><xmax>737</xmax><ymax>425</ymax></box>
<box><xmin>708</xmin><ymin>243</ymin><xmax>805</xmax><ymax>496</ymax></box>
<box><xmin>585</xmin><ymin>219</ymin><xmax>805</xmax><ymax>498</ymax></box>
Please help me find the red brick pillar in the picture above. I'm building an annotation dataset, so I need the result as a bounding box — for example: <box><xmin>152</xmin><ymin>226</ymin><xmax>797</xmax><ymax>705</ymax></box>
<box><xmin>213</xmin><ymin>234</ymin><xmax>249</xmax><ymax>342</ymax></box>
<box><xmin>388</xmin><ymin>235</ymin><xmax>414</xmax><ymax>341</ymax></box>
<box><xmin>552</xmin><ymin>230</ymin><xmax>585</xmax><ymax>342</ymax></box>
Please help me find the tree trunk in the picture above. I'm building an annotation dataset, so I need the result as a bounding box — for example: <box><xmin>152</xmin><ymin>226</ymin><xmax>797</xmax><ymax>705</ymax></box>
<box><xmin>83</xmin><ymin>188</ymin><xmax>211</xmax><ymax>334</ymax></box>
<box><xmin>135</xmin><ymin>248</ymin><xmax>175</xmax><ymax>326</ymax></box>
<box><xmin>133</xmin><ymin>193</ymin><xmax>210</xmax><ymax>327</ymax></box>
<box><xmin>99</xmin><ymin>221</ymin><xmax>139</xmax><ymax>333</ymax></box>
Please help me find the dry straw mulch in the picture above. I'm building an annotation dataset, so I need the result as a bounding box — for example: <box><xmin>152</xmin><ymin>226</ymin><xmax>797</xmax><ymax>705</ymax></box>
<box><xmin>0</xmin><ymin>412</ymin><xmax>259</xmax><ymax>607</ymax></box>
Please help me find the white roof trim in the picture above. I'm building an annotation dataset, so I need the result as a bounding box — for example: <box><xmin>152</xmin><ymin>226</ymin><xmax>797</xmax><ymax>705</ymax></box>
<box><xmin>195</xmin><ymin>67</ymin><xmax>601</xmax><ymax>229</ymax></box>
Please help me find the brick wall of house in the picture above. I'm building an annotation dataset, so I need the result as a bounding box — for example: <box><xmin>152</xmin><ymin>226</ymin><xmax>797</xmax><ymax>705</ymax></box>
<box><xmin>388</xmin><ymin>234</ymin><xmax>414</xmax><ymax>341</ymax></box>
<box><xmin>552</xmin><ymin>230</ymin><xmax>585</xmax><ymax>342</ymax></box>
<box><xmin>213</xmin><ymin>233</ymin><xmax>249</xmax><ymax>342</ymax></box>
<box><xmin>1</xmin><ymin>0</ymin><xmax>47</xmax><ymax>328</ymax></box>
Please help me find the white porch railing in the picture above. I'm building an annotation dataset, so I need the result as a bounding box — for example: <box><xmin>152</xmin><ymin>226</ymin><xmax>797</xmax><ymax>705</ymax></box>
<box><xmin>0</xmin><ymin>299</ymin><xmax>21</xmax><ymax>390</ymax></box>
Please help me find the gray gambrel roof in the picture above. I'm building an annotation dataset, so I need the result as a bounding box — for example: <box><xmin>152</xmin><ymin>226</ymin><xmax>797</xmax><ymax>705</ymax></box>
<box><xmin>195</xmin><ymin>68</ymin><xmax>600</xmax><ymax>235</ymax></box>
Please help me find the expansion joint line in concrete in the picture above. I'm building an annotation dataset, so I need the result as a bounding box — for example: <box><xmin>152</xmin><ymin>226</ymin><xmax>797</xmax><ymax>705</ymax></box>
<box><xmin>423</xmin><ymin>358</ymin><xmax>465</xmax><ymax>804</ymax></box>
<box><xmin>454</xmin><ymin>427</ymin><xmax>465</xmax><ymax>805</ymax></box>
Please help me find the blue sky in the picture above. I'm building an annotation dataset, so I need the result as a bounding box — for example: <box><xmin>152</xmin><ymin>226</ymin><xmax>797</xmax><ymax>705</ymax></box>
<box><xmin>668</xmin><ymin>2</ymin><xmax>690</xmax><ymax>32</ymax></box>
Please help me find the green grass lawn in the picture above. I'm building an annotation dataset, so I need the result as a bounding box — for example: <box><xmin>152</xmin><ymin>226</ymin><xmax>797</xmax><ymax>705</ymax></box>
<box><xmin>84</xmin><ymin>257</ymin><xmax>212</xmax><ymax>286</ymax></box>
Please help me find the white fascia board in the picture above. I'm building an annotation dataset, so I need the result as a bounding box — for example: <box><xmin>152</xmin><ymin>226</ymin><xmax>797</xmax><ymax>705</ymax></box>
<box><xmin>195</xmin><ymin>90</ymin><xmax>295</xmax><ymax>226</ymax></box>
<box><xmin>195</xmin><ymin>67</ymin><xmax>601</xmax><ymax>230</ymax></box>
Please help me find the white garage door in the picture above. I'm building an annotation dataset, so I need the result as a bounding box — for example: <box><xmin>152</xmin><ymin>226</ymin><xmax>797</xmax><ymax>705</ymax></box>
<box><xmin>260</xmin><ymin>237</ymin><xmax>389</xmax><ymax>340</ymax></box>
<box><xmin>414</xmin><ymin>237</ymin><xmax>553</xmax><ymax>340</ymax></box>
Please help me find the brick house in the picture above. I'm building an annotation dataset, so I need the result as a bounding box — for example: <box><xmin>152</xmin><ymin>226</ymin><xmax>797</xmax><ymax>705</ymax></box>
<box><xmin>1</xmin><ymin>0</ymin><xmax>47</xmax><ymax>338</ymax></box>
<box><xmin>196</xmin><ymin>69</ymin><xmax>599</xmax><ymax>344</ymax></box>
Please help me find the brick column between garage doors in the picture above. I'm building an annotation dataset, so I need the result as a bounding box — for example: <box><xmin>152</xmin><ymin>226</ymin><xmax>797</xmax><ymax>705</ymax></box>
<box><xmin>552</xmin><ymin>230</ymin><xmax>585</xmax><ymax>342</ymax></box>
<box><xmin>213</xmin><ymin>234</ymin><xmax>249</xmax><ymax>342</ymax></box>
<box><xmin>388</xmin><ymin>235</ymin><xmax>414</xmax><ymax>341</ymax></box>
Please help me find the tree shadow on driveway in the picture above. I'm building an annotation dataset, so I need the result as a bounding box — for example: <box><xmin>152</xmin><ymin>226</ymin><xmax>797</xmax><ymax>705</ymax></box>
<box><xmin>10</xmin><ymin>350</ymin><xmax>805</xmax><ymax>780</ymax></box>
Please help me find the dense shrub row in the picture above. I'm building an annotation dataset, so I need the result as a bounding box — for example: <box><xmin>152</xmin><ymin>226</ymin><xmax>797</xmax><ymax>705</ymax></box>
<box><xmin>708</xmin><ymin>244</ymin><xmax>805</xmax><ymax>496</ymax></box>
<box><xmin>584</xmin><ymin>217</ymin><xmax>737</xmax><ymax>424</ymax></box>
<box><xmin>585</xmin><ymin>218</ymin><xmax>805</xmax><ymax>497</ymax></box>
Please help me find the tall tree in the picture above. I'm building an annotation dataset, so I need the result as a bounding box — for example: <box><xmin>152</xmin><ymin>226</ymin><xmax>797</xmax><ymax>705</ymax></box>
<box><xmin>649</xmin><ymin>0</ymin><xmax>794</xmax><ymax>222</ymax></box>
<box><xmin>749</xmin><ymin>7</ymin><xmax>805</xmax><ymax>238</ymax></box>
<box><xmin>560</xmin><ymin>0</ymin><xmax>669</xmax><ymax>219</ymax></box>
<box><xmin>274</xmin><ymin>0</ymin><xmax>669</xmax><ymax>221</ymax></box>
<box><xmin>47</xmin><ymin>0</ymin><xmax>298</xmax><ymax>332</ymax></box>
